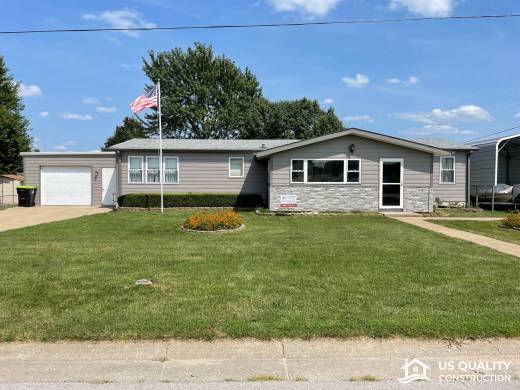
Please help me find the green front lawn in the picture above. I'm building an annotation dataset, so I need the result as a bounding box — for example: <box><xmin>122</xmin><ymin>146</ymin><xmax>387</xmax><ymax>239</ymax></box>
<box><xmin>0</xmin><ymin>211</ymin><xmax>519</xmax><ymax>341</ymax></box>
<box><xmin>430</xmin><ymin>208</ymin><xmax>511</xmax><ymax>218</ymax></box>
<box><xmin>431</xmin><ymin>219</ymin><xmax>520</xmax><ymax>245</ymax></box>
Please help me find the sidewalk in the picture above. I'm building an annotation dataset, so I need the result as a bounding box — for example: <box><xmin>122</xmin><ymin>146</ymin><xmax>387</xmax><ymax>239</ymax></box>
<box><xmin>0</xmin><ymin>339</ymin><xmax>518</xmax><ymax>383</ymax></box>
<box><xmin>391</xmin><ymin>217</ymin><xmax>520</xmax><ymax>258</ymax></box>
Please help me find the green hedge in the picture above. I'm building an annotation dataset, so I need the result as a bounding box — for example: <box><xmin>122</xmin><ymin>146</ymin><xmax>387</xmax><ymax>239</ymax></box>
<box><xmin>117</xmin><ymin>193</ymin><xmax>264</xmax><ymax>208</ymax></box>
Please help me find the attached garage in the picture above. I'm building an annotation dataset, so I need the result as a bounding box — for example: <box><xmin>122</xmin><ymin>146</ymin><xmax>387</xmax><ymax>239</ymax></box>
<box><xmin>21</xmin><ymin>152</ymin><xmax>116</xmax><ymax>207</ymax></box>
<box><xmin>41</xmin><ymin>166</ymin><xmax>92</xmax><ymax>206</ymax></box>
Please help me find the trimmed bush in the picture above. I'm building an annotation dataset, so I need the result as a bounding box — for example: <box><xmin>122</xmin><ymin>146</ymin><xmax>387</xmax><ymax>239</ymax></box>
<box><xmin>502</xmin><ymin>212</ymin><xmax>520</xmax><ymax>229</ymax></box>
<box><xmin>117</xmin><ymin>193</ymin><xmax>263</xmax><ymax>208</ymax></box>
<box><xmin>183</xmin><ymin>210</ymin><xmax>244</xmax><ymax>231</ymax></box>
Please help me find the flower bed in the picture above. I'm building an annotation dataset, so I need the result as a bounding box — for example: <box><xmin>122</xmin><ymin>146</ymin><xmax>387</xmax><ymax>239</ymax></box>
<box><xmin>501</xmin><ymin>212</ymin><xmax>520</xmax><ymax>230</ymax></box>
<box><xmin>182</xmin><ymin>210</ymin><xmax>244</xmax><ymax>232</ymax></box>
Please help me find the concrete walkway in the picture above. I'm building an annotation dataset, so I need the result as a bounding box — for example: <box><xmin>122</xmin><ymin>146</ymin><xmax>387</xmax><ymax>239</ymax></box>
<box><xmin>0</xmin><ymin>206</ymin><xmax>111</xmax><ymax>232</ymax></box>
<box><xmin>0</xmin><ymin>339</ymin><xmax>518</xmax><ymax>383</ymax></box>
<box><xmin>392</xmin><ymin>217</ymin><xmax>520</xmax><ymax>257</ymax></box>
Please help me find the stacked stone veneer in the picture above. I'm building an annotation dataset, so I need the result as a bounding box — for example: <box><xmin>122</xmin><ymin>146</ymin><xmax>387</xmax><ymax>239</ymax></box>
<box><xmin>270</xmin><ymin>185</ymin><xmax>433</xmax><ymax>213</ymax></box>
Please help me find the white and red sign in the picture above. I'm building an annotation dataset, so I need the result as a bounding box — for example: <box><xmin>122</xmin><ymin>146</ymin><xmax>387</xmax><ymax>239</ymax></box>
<box><xmin>280</xmin><ymin>195</ymin><xmax>297</xmax><ymax>208</ymax></box>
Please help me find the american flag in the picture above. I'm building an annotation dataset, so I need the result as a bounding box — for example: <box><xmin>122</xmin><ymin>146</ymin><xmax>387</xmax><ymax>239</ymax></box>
<box><xmin>130</xmin><ymin>86</ymin><xmax>158</xmax><ymax>113</ymax></box>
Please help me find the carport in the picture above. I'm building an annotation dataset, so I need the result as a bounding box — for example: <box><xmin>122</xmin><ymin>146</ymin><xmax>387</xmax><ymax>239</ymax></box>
<box><xmin>469</xmin><ymin>133</ymin><xmax>520</xmax><ymax>209</ymax></box>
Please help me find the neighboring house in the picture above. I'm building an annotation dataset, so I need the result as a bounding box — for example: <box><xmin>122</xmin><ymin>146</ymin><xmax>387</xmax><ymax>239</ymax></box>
<box><xmin>21</xmin><ymin>128</ymin><xmax>474</xmax><ymax>212</ymax></box>
<box><xmin>0</xmin><ymin>174</ymin><xmax>24</xmax><ymax>204</ymax></box>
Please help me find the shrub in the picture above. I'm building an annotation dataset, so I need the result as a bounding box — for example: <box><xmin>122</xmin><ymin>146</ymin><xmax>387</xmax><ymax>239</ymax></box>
<box><xmin>502</xmin><ymin>212</ymin><xmax>520</xmax><ymax>229</ymax></box>
<box><xmin>183</xmin><ymin>210</ymin><xmax>244</xmax><ymax>231</ymax></box>
<box><xmin>117</xmin><ymin>193</ymin><xmax>263</xmax><ymax>208</ymax></box>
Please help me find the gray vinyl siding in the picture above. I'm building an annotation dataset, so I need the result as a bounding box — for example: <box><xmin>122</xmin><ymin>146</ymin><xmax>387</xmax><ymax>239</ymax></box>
<box><xmin>432</xmin><ymin>151</ymin><xmax>469</xmax><ymax>203</ymax></box>
<box><xmin>270</xmin><ymin>135</ymin><xmax>432</xmax><ymax>187</ymax></box>
<box><xmin>23</xmin><ymin>154</ymin><xmax>116</xmax><ymax>206</ymax></box>
<box><xmin>120</xmin><ymin>151</ymin><xmax>268</xmax><ymax>200</ymax></box>
<box><xmin>470</xmin><ymin>144</ymin><xmax>496</xmax><ymax>186</ymax></box>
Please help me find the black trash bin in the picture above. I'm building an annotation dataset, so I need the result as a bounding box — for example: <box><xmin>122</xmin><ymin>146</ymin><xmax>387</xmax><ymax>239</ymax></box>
<box><xmin>16</xmin><ymin>186</ymin><xmax>37</xmax><ymax>207</ymax></box>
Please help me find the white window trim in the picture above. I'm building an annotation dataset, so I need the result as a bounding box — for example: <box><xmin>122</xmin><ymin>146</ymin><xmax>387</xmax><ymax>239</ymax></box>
<box><xmin>346</xmin><ymin>158</ymin><xmax>361</xmax><ymax>184</ymax></box>
<box><xmin>229</xmin><ymin>157</ymin><xmax>245</xmax><ymax>178</ymax></box>
<box><xmin>439</xmin><ymin>156</ymin><xmax>456</xmax><ymax>185</ymax></box>
<box><xmin>128</xmin><ymin>156</ymin><xmax>144</xmax><ymax>184</ymax></box>
<box><xmin>379</xmin><ymin>158</ymin><xmax>404</xmax><ymax>209</ymax></box>
<box><xmin>145</xmin><ymin>156</ymin><xmax>161</xmax><ymax>184</ymax></box>
<box><xmin>290</xmin><ymin>158</ymin><xmax>349</xmax><ymax>184</ymax></box>
<box><xmin>163</xmin><ymin>157</ymin><xmax>180</xmax><ymax>184</ymax></box>
<box><xmin>290</xmin><ymin>159</ymin><xmax>305</xmax><ymax>183</ymax></box>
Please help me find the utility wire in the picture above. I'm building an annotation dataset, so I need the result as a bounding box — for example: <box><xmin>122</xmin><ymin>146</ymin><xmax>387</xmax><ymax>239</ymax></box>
<box><xmin>466</xmin><ymin>124</ymin><xmax>520</xmax><ymax>143</ymax></box>
<box><xmin>2</xmin><ymin>13</ymin><xmax>520</xmax><ymax>35</ymax></box>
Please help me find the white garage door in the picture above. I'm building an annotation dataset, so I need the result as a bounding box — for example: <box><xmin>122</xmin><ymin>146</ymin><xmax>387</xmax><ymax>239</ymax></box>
<box><xmin>41</xmin><ymin>166</ymin><xmax>92</xmax><ymax>206</ymax></box>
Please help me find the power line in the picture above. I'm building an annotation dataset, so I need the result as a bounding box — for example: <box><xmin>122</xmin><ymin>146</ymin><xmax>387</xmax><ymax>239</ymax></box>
<box><xmin>2</xmin><ymin>13</ymin><xmax>520</xmax><ymax>35</ymax></box>
<box><xmin>466</xmin><ymin>124</ymin><xmax>520</xmax><ymax>143</ymax></box>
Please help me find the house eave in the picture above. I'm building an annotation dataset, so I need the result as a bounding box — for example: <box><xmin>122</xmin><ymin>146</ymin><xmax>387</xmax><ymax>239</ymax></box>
<box><xmin>255</xmin><ymin>128</ymin><xmax>450</xmax><ymax>159</ymax></box>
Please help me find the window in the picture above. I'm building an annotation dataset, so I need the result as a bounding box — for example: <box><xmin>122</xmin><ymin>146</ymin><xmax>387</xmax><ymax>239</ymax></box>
<box><xmin>146</xmin><ymin>157</ymin><xmax>160</xmax><ymax>183</ymax></box>
<box><xmin>307</xmin><ymin>160</ymin><xmax>344</xmax><ymax>183</ymax></box>
<box><xmin>128</xmin><ymin>156</ymin><xmax>143</xmax><ymax>183</ymax></box>
<box><xmin>440</xmin><ymin>156</ymin><xmax>455</xmax><ymax>184</ymax></box>
<box><xmin>229</xmin><ymin>157</ymin><xmax>244</xmax><ymax>177</ymax></box>
<box><xmin>346</xmin><ymin>159</ymin><xmax>360</xmax><ymax>183</ymax></box>
<box><xmin>164</xmin><ymin>157</ymin><xmax>179</xmax><ymax>184</ymax></box>
<box><xmin>291</xmin><ymin>160</ymin><xmax>304</xmax><ymax>183</ymax></box>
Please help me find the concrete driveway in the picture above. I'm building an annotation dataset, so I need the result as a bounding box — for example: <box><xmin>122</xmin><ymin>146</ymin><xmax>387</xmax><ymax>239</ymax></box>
<box><xmin>0</xmin><ymin>206</ymin><xmax>111</xmax><ymax>232</ymax></box>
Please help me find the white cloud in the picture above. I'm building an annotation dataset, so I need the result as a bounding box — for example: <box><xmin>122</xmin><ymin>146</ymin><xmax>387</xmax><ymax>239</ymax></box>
<box><xmin>19</xmin><ymin>83</ymin><xmax>42</xmax><ymax>97</ymax></box>
<box><xmin>389</xmin><ymin>0</ymin><xmax>454</xmax><ymax>17</ymax></box>
<box><xmin>266</xmin><ymin>0</ymin><xmax>341</xmax><ymax>16</ymax></box>
<box><xmin>53</xmin><ymin>140</ymin><xmax>78</xmax><ymax>151</ymax></box>
<box><xmin>60</xmin><ymin>112</ymin><xmax>93</xmax><ymax>121</ymax></box>
<box><xmin>406</xmin><ymin>76</ymin><xmax>419</xmax><ymax>85</ymax></box>
<box><xmin>82</xmin><ymin>9</ymin><xmax>156</xmax><ymax>38</ymax></box>
<box><xmin>40</xmin><ymin>111</ymin><xmax>49</xmax><ymax>117</ymax></box>
<box><xmin>386</xmin><ymin>78</ymin><xmax>402</xmax><ymax>85</ymax></box>
<box><xmin>344</xmin><ymin>115</ymin><xmax>375</xmax><ymax>123</ymax></box>
<box><xmin>323</xmin><ymin>98</ymin><xmax>334</xmax><ymax>105</ymax></box>
<box><xmin>392</xmin><ymin>105</ymin><xmax>492</xmax><ymax>124</ymax></box>
<box><xmin>385</xmin><ymin>76</ymin><xmax>419</xmax><ymax>86</ymax></box>
<box><xmin>403</xmin><ymin>124</ymin><xmax>477</xmax><ymax>136</ymax></box>
<box><xmin>82</xmin><ymin>97</ymin><xmax>100</xmax><ymax>105</ymax></box>
<box><xmin>342</xmin><ymin>74</ymin><xmax>370</xmax><ymax>89</ymax></box>
<box><xmin>96</xmin><ymin>106</ymin><xmax>117</xmax><ymax>113</ymax></box>
<box><xmin>515</xmin><ymin>113</ymin><xmax>520</xmax><ymax>119</ymax></box>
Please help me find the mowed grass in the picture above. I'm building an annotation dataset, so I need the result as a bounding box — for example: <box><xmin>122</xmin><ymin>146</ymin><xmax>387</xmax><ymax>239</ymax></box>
<box><xmin>430</xmin><ymin>208</ymin><xmax>511</xmax><ymax>218</ymax></box>
<box><xmin>431</xmin><ymin>219</ymin><xmax>520</xmax><ymax>245</ymax></box>
<box><xmin>0</xmin><ymin>211</ymin><xmax>519</xmax><ymax>341</ymax></box>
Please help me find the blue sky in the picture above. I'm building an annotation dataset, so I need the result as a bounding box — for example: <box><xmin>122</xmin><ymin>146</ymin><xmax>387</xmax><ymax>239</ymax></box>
<box><xmin>2</xmin><ymin>0</ymin><xmax>520</xmax><ymax>151</ymax></box>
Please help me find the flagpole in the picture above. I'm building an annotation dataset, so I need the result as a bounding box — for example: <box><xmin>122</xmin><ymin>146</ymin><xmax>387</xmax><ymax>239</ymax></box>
<box><xmin>157</xmin><ymin>80</ymin><xmax>164</xmax><ymax>214</ymax></box>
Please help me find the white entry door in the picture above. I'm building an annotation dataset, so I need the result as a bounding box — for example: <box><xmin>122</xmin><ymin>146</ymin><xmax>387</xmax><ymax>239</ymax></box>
<box><xmin>41</xmin><ymin>166</ymin><xmax>92</xmax><ymax>206</ymax></box>
<box><xmin>102</xmin><ymin>168</ymin><xmax>116</xmax><ymax>206</ymax></box>
<box><xmin>379</xmin><ymin>158</ymin><xmax>404</xmax><ymax>209</ymax></box>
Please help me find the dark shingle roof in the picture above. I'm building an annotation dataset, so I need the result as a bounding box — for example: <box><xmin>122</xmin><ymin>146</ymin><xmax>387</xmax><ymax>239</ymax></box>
<box><xmin>109</xmin><ymin>138</ymin><xmax>298</xmax><ymax>151</ymax></box>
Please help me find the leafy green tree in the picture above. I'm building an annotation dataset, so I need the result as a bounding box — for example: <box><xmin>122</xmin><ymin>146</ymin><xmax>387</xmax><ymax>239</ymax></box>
<box><xmin>103</xmin><ymin>117</ymin><xmax>150</xmax><ymax>150</ymax></box>
<box><xmin>0</xmin><ymin>55</ymin><xmax>31</xmax><ymax>173</ymax></box>
<box><xmin>104</xmin><ymin>43</ymin><xmax>344</xmax><ymax>145</ymax></box>
<box><xmin>241</xmin><ymin>98</ymin><xmax>343</xmax><ymax>140</ymax></box>
<box><xmin>143</xmin><ymin>43</ymin><xmax>263</xmax><ymax>139</ymax></box>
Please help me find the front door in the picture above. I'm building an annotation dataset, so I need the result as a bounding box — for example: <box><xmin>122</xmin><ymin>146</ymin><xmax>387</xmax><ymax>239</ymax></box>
<box><xmin>102</xmin><ymin>168</ymin><xmax>116</xmax><ymax>206</ymax></box>
<box><xmin>379</xmin><ymin>158</ymin><xmax>403</xmax><ymax>209</ymax></box>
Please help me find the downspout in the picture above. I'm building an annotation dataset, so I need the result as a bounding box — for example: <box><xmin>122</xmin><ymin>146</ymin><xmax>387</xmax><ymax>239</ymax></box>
<box><xmin>466</xmin><ymin>151</ymin><xmax>472</xmax><ymax>207</ymax></box>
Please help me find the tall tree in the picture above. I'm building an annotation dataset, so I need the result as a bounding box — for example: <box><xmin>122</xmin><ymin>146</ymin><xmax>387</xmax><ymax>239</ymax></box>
<box><xmin>241</xmin><ymin>98</ymin><xmax>344</xmax><ymax>140</ymax></box>
<box><xmin>0</xmin><ymin>55</ymin><xmax>31</xmax><ymax>173</ymax></box>
<box><xmin>143</xmin><ymin>43</ymin><xmax>263</xmax><ymax>139</ymax></box>
<box><xmin>103</xmin><ymin>117</ymin><xmax>150</xmax><ymax>150</ymax></box>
